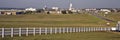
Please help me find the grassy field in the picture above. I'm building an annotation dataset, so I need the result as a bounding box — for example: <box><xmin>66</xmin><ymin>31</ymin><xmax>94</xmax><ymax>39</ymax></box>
<box><xmin>0</xmin><ymin>13</ymin><xmax>119</xmax><ymax>40</ymax></box>
<box><xmin>98</xmin><ymin>12</ymin><xmax>120</xmax><ymax>21</ymax></box>
<box><xmin>1</xmin><ymin>32</ymin><xmax>120</xmax><ymax>40</ymax></box>
<box><xmin>106</xmin><ymin>13</ymin><xmax>120</xmax><ymax>21</ymax></box>
<box><xmin>0</xmin><ymin>14</ymin><xmax>112</xmax><ymax>28</ymax></box>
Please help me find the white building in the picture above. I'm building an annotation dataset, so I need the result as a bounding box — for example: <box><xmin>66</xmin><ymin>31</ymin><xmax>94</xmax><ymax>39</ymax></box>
<box><xmin>25</xmin><ymin>8</ymin><xmax>36</xmax><ymax>11</ymax></box>
<box><xmin>52</xmin><ymin>7</ymin><xmax>59</xmax><ymax>11</ymax></box>
<box><xmin>100</xmin><ymin>9</ymin><xmax>111</xmax><ymax>12</ymax></box>
<box><xmin>6</xmin><ymin>12</ymin><xmax>12</xmax><ymax>15</ymax></box>
<box><xmin>85</xmin><ymin>8</ymin><xmax>96</xmax><ymax>11</ymax></box>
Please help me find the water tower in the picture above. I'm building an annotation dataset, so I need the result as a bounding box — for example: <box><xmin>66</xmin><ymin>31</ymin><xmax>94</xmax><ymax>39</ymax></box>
<box><xmin>69</xmin><ymin>0</ymin><xmax>73</xmax><ymax>10</ymax></box>
<box><xmin>69</xmin><ymin>3</ymin><xmax>73</xmax><ymax>10</ymax></box>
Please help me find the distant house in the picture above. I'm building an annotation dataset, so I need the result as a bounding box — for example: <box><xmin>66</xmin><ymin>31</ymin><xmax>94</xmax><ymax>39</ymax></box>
<box><xmin>0</xmin><ymin>11</ymin><xmax>20</xmax><ymax>15</ymax></box>
<box><xmin>100</xmin><ymin>9</ymin><xmax>111</xmax><ymax>12</ymax></box>
<box><xmin>52</xmin><ymin>7</ymin><xmax>59</xmax><ymax>11</ymax></box>
<box><xmin>45</xmin><ymin>7</ymin><xmax>62</xmax><ymax>14</ymax></box>
<box><xmin>85</xmin><ymin>8</ymin><xmax>96</xmax><ymax>11</ymax></box>
<box><xmin>4</xmin><ymin>11</ymin><xmax>17</xmax><ymax>15</ymax></box>
<box><xmin>48</xmin><ymin>9</ymin><xmax>62</xmax><ymax>14</ymax></box>
<box><xmin>6</xmin><ymin>12</ymin><xmax>12</xmax><ymax>15</ymax></box>
<box><xmin>25</xmin><ymin>8</ymin><xmax>36</xmax><ymax>11</ymax></box>
<box><xmin>0</xmin><ymin>11</ymin><xmax>5</xmax><ymax>15</ymax></box>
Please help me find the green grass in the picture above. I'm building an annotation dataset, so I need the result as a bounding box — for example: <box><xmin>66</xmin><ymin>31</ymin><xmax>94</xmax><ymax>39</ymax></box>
<box><xmin>98</xmin><ymin>12</ymin><xmax>120</xmax><ymax>21</ymax></box>
<box><xmin>1</xmin><ymin>32</ymin><xmax>120</xmax><ymax>40</ymax></box>
<box><xmin>0</xmin><ymin>13</ymin><xmax>119</xmax><ymax>40</ymax></box>
<box><xmin>94</xmin><ymin>12</ymin><xmax>120</xmax><ymax>26</ymax></box>
<box><xmin>0</xmin><ymin>14</ymin><xmax>109</xmax><ymax>28</ymax></box>
<box><xmin>106</xmin><ymin>13</ymin><xmax>120</xmax><ymax>21</ymax></box>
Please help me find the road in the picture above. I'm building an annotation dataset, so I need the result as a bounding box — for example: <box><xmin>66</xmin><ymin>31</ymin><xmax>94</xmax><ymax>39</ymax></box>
<box><xmin>89</xmin><ymin>11</ymin><xmax>116</xmax><ymax>22</ymax></box>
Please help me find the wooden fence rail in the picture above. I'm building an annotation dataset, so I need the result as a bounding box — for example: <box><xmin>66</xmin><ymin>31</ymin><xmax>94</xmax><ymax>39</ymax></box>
<box><xmin>0</xmin><ymin>27</ymin><xmax>114</xmax><ymax>38</ymax></box>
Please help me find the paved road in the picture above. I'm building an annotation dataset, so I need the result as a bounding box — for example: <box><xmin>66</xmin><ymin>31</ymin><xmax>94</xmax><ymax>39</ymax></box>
<box><xmin>89</xmin><ymin>11</ymin><xmax>116</xmax><ymax>22</ymax></box>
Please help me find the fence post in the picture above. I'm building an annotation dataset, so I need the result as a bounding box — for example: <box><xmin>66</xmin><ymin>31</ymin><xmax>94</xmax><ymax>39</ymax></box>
<box><xmin>90</xmin><ymin>27</ymin><xmax>92</xmax><ymax>32</ymax></box>
<box><xmin>86</xmin><ymin>27</ymin><xmax>88</xmax><ymax>32</ymax></box>
<box><xmin>33</xmin><ymin>28</ymin><xmax>35</xmax><ymax>36</ymax></box>
<box><xmin>93</xmin><ymin>27</ymin><xmax>95</xmax><ymax>32</ymax></box>
<box><xmin>70</xmin><ymin>27</ymin><xmax>72</xmax><ymax>33</ymax></box>
<box><xmin>99</xmin><ymin>27</ymin><xmax>101</xmax><ymax>31</ymax></box>
<box><xmin>78</xmin><ymin>27</ymin><xmax>80</xmax><ymax>32</ymax></box>
<box><xmin>39</xmin><ymin>28</ymin><xmax>41</xmax><ymax>35</ymax></box>
<box><xmin>50</xmin><ymin>27</ymin><xmax>52</xmax><ymax>34</ymax></box>
<box><xmin>98</xmin><ymin>27</ymin><xmax>100</xmax><ymax>31</ymax></box>
<box><xmin>26</xmin><ymin>27</ymin><xmax>28</xmax><ymax>36</ymax></box>
<box><xmin>75</xmin><ymin>27</ymin><xmax>77</xmax><ymax>32</ymax></box>
<box><xmin>45</xmin><ymin>28</ymin><xmax>47</xmax><ymax>35</ymax></box>
<box><xmin>11</xmin><ymin>28</ymin><xmax>13</xmax><ymax>37</ymax></box>
<box><xmin>91</xmin><ymin>27</ymin><xmax>93</xmax><ymax>32</ymax></box>
<box><xmin>116</xmin><ymin>21</ymin><xmax>120</xmax><ymax>31</ymax></box>
<box><xmin>102</xmin><ymin>27</ymin><xmax>104</xmax><ymax>31</ymax></box>
<box><xmin>100</xmin><ymin>27</ymin><xmax>102</xmax><ymax>31</ymax></box>
<box><xmin>73</xmin><ymin>27</ymin><xmax>75</xmax><ymax>32</ymax></box>
<box><xmin>96</xmin><ymin>27</ymin><xmax>98</xmax><ymax>31</ymax></box>
<box><xmin>92</xmin><ymin>27</ymin><xmax>94</xmax><ymax>32</ymax></box>
<box><xmin>59</xmin><ymin>27</ymin><xmax>61</xmax><ymax>33</ymax></box>
<box><xmin>94</xmin><ymin>27</ymin><xmax>96</xmax><ymax>31</ymax></box>
<box><xmin>105</xmin><ymin>27</ymin><xmax>107</xmax><ymax>31</ymax></box>
<box><xmin>19</xmin><ymin>28</ymin><xmax>21</xmax><ymax>37</ymax></box>
<box><xmin>66</xmin><ymin>27</ymin><xmax>69</xmax><ymax>33</ymax></box>
<box><xmin>88</xmin><ymin>27</ymin><xmax>90</xmax><ymax>32</ymax></box>
<box><xmin>55</xmin><ymin>28</ymin><xmax>57</xmax><ymax>34</ymax></box>
<box><xmin>2</xmin><ymin>28</ymin><xmax>4</xmax><ymax>38</ymax></box>
<box><xmin>63</xmin><ymin>28</ymin><xmax>65</xmax><ymax>33</ymax></box>
<box><xmin>83</xmin><ymin>27</ymin><xmax>85</xmax><ymax>32</ymax></box>
<box><xmin>81</xmin><ymin>27</ymin><xmax>83</xmax><ymax>32</ymax></box>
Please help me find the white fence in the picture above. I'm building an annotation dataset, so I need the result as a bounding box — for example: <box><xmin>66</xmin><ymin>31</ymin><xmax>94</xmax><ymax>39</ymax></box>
<box><xmin>0</xmin><ymin>27</ymin><xmax>113</xmax><ymax>38</ymax></box>
<box><xmin>116</xmin><ymin>21</ymin><xmax>120</xmax><ymax>31</ymax></box>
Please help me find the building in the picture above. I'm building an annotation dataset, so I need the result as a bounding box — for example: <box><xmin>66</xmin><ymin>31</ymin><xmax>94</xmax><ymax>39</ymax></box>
<box><xmin>48</xmin><ymin>9</ymin><xmax>62</xmax><ymax>14</ymax></box>
<box><xmin>2</xmin><ymin>11</ymin><xmax>17</xmax><ymax>15</ymax></box>
<box><xmin>85</xmin><ymin>8</ymin><xmax>96</xmax><ymax>11</ymax></box>
<box><xmin>25</xmin><ymin>8</ymin><xmax>36</xmax><ymax>11</ymax></box>
<box><xmin>52</xmin><ymin>7</ymin><xmax>59</xmax><ymax>11</ymax></box>
<box><xmin>100</xmin><ymin>9</ymin><xmax>111</xmax><ymax>12</ymax></box>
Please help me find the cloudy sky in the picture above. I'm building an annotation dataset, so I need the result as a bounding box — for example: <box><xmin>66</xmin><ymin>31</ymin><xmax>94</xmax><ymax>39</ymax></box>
<box><xmin>0</xmin><ymin>0</ymin><xmax>120</xmax><ymax>8</ymax></box>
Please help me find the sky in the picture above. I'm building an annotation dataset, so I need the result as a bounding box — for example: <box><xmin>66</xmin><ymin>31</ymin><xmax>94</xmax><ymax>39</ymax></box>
<box><xmin>0</xmin><ymin>0</ymin><xmax>120</xmax><ymax>8</ymax></box>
